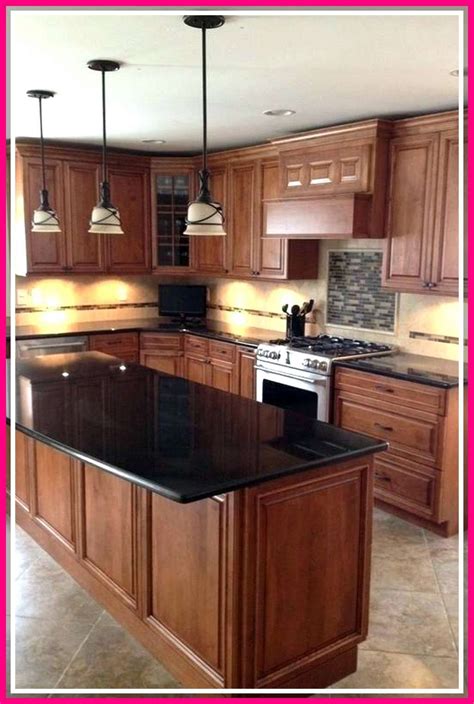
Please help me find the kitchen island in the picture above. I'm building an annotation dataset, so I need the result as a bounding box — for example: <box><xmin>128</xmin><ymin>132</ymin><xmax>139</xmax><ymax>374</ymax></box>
<box><xmin>11</xmin><ymin>352</ymin><xmax>387</xmax><ymax>689</ymax></box>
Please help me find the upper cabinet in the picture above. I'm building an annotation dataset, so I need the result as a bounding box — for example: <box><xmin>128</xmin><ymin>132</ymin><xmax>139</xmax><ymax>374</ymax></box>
<box><xmin>151</xmin><ymin>160</ymin><xmax>195</xmax><ymax>273</ymax></box>
<box><xmin>382</xmin><ymin>113</ymin><xmax>464</xmax><ymax>297</ymax></box>
<box><xmin>263</xmin><ymin>119</ymin><xmax>392</xmax><ymax>239</ymax></box>
<box><xmin>16</xmin><ymin>144</ymin><xmax>152</xmax><ymax>275</ymax></box>
<box><xmin>193</xmin><ymin>165</ymin><xmax>228</xmax><ymax>275</ymax></box>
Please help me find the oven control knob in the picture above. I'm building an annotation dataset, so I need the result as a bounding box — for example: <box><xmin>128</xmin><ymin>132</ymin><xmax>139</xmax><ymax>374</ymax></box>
<box><xmin>269</xmin><ymin>351</ymin><xmax>279</xmax><ymax>360</ymax></box>
<box><xmin>319</xmin><ymin>361</ymin><xmax>328</xmax><ymax>372</ymax></box>
<box><xmin>303</xmin><ymin>358</ymin><xmax>311</xmax><ymax>367</ymax></box>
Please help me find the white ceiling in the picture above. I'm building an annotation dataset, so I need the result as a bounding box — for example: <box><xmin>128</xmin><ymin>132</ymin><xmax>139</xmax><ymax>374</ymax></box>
<box><xmin>10</xmin><ymin>11</ymin><xmax>461</xmax><ymax>153</ymax></box>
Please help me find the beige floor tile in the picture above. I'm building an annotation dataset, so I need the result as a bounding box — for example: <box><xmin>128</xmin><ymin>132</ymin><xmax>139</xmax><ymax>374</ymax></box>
<box><xmin>331</xmin><ymin>650</ymin><xmax>459</xmax><ymax>689</ymax></box>
<box><xmin>15</xmin><ymin>570</ymin><xmax>104</xmax><ymax>626</ymax></box>
<box><xmin>432</xmin><ymin>556</ymin><xmax>459</xmax><ymax>595</ymax></box>
<box><xmin>14</xmin><ymin>615</ymin><xmax>95</xmax><ymax>690</ymax></box>
<box><xmin>361</xmin><ymin>589</ymin><xmax>457</xmax><ymax>657</ymax></box>
<box><xmin>56</xmin><ymin>611</ymin><xmax>180</xmax><ymax>690</ymax></box>
<box><xmin>371</xmin><ymin>555</ymin><xmax>438</xmax><ymax>593</ymax></box>
<box><xmin>441</xmin><ymin>592</ymin><xmax>459</xmax><ymax>644</ymax></box>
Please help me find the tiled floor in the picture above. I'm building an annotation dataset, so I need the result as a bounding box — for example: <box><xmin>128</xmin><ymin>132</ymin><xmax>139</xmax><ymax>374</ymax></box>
<box><xmin>9</xmin><ymin>509</ymin><xmax>465</xmax><ymax>695</ymax></box>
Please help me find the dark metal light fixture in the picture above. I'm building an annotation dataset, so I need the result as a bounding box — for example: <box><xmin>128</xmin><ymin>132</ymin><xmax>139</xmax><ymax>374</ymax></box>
<box><xmin>87</xmin><ymin>59</ymin><xmax>124</xmax><ymax>235</ymax></box>
<box><xmin>183</xmin><ymin>15</ymin><xmax>226</xmax><ymax>236</ymax></box>
<box><xmin>27</xmin><ymin>89</ymin><xmax>61</xmax><ymax>233</ymax></box>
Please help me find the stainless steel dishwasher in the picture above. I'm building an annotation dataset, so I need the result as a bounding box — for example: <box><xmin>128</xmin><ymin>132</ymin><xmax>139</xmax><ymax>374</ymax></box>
<box><xmin>16</xmin><ymin>336</ymin><xmax>89</xmax><ymax>359</ymax></box>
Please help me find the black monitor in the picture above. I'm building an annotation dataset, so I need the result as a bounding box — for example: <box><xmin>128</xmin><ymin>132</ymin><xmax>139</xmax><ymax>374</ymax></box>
<box><xmin>158</xmin><ymin>285</ymin><xmax>207</xmax><ymax>322</ymax></box>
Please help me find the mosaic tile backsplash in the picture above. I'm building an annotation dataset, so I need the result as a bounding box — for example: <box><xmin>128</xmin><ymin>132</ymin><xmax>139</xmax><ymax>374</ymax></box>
<box><xmin>327</xmin><ymin>250</ymin><xmax>396</xmax><ymax>332</ymax></box>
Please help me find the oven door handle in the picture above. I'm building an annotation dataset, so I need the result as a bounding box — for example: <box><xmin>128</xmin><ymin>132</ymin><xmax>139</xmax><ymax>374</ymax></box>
<box><xmin>255</xmin><ymin>364</ymin><xmax>324</xmax><ymax>385</ymax></box>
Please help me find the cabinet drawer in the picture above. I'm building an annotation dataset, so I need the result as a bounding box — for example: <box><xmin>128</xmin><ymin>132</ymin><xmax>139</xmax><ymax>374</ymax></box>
<box><xmin>89</xmin><ymin>332</ymin><xmax>139</xmax><ymax>353</ymax></box>
<box><xmin>140</xmin><ymin>332</ymin><xmax>183</xmax><ymax>351</ymax></box>
<box><xmin>334</xmin><ymin>368</ymin><xmax>446</xmax><ymax>416</ymax></box>
<box><xmin>184</xmin><ymin>334</ymin><xmax>208</xmax><ymax>357</ymax></box>
<box><xmin>208</xmin><ymin>339</ymin><xmax>236</xmax><ymax>363</ymax></box>
<box><xmin>374</xmin><ymin>456</ymin><xmax>441</xmax><ymax>521</ymax></box>
<box><xmin>334</xmin><ymin>394</ymin><xmax>442</xmax><ymax>467</ymax></box>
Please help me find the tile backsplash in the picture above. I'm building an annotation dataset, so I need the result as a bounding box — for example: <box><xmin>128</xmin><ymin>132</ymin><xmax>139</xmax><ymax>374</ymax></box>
<box><xmin>15</xmin><ymin>240</ymin><xmax>464</xmax><ymax>361</ymax></box>
<box><xmin>327</xmin><ymin>250</ymin><xmax>396</xmax><ymax>332</ymax></box>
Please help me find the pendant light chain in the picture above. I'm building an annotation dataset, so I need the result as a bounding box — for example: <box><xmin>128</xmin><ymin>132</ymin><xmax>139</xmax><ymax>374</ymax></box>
<box><xmin>101</xmin><ymin>69</ymin><xmax>108</xmax><ymax>184</ymax></box>
<box><xmin>38</xmin><ymin>96</ymin><xmax>46</xmax><ymax>192</ymax></box>
<box><xmin>202</xmin><ymin>24</ymin><xmax>207</xmax><ymax>175</ymax></box>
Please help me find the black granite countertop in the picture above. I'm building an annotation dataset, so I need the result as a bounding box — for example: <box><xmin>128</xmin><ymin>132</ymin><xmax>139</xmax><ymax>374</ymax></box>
<box><xmin>10</xmin><ymin>318</ymin><xmax>280</xmax><ymax>348</ymax></box>
<box><xmin>11</xmin><ymin>352</ymin><xmax>387</xmax><ymax>503</ymax></box>
<box><xmin>335</xmin><ymin>353</ymin><xmax>464</xmax><ymax>388</ymax></box>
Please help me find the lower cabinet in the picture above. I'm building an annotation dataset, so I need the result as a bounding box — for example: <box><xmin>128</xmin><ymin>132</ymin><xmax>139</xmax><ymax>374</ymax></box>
<box><xmin>89</xmin><ymin>332</ymin><xmax>140</xmax><ymax>363</ymax></box>
<box><xmin>183</xmin><ymin>335</ymin><xmax>237</xmax><ymax>393</ymax></box>
<box><xmin>16</xmin><ymin>433</ymin><xmax>373</xmax><ymax>688</ymax></box>
<box><xmin>139</xmin><ymin>333</ymin><xmax>184</xmax><ymax>376</ymax></box>
<box><xmin>237</xmin><ymin>346</ymin><xmax>256</xmax><ymax>399</ymax></box>
<box><xmin>333</xmin><ymin>367</ymin><xmax>459</xmax><ymax>535</ymax></box>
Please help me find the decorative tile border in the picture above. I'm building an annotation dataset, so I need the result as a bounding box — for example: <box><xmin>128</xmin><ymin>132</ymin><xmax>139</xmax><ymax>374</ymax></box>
<box><xmin>16</xmin><ymin>302</ymin><xmax>158</xmax><ymax>314</ymax></box>
<box><xmin>409</xmin><ymin>331</ymin><xmax>466</xmax><ymax>346</ymax></box>
<box><xmin>208</xmin><ymin>303</ymin><xmax>286</xmax><ymax>320</ymax></box>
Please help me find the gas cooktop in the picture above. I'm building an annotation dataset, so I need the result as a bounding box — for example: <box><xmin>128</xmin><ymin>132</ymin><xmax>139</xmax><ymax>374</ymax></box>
<box><xmin>268</xmin><ymin>334</ymin><xmax>393</xmax><ymax>357</ymax></box>
<box><xmin>256</xmin><ymin>334</ymin><xmax>394</xmax><ymax>376</ymax></box>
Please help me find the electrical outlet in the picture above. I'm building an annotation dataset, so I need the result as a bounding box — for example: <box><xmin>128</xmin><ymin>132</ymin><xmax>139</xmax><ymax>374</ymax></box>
<box><xmin>16</xmin><ymin>289</ymin><xmax>29</xmax><ymax>306</ymax></box>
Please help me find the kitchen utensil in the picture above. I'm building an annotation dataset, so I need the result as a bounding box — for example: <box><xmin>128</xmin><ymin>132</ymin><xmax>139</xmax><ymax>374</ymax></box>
<box><xmin>306</xmin><ymin>299</ymin><xmax>314</xmax><ymax>315</ymax></box>
<box><xmin>291</xmin><ymin>304</ymin><xmax>301</xmax><ymax>316</ymax></box>
<box><xmin>299</xmin><ymin>301</ymin><xmax>309</xmax><ymax>317</ymax></box>
<box><xmin>282</xmin><ymin>304</ymin><xmax>289</xmax><ymax>315</ymax></box>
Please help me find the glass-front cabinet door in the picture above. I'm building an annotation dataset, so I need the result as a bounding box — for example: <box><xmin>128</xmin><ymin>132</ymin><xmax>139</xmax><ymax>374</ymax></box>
<box><xmin>152</xmin><ymin>169</ymin><xmax>196</xmax><ymax>272</ymax></box>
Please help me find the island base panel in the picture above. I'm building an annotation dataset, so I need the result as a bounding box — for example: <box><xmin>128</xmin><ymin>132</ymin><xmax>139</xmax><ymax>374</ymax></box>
<box><xmin>15</xmin><ymin>433</ymin><xmax>373</xmax><ymax>689</ymax></box>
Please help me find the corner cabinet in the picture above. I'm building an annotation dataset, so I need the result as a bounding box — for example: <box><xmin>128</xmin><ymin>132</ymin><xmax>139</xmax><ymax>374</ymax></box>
<box><xmin>382</xmin><ymin>114</ymin><xmax>465</xmax><ymax>297</ymax></box>
<box><xmin>16</xmin><ymin>144</ymin><xmax>152</xmax><ymax>275</ymax></box>
<box><xmin>151</xmin><ymin>162</ymin><xmax>196</xmax><ymax>274</ymax></box>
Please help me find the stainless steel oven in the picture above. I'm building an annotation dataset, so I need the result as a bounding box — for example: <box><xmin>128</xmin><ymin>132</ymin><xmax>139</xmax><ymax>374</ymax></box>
<box><xmin>255</xmin><ymin>364</ymin><xmax>331</xmax><ymax>422</ymax></box>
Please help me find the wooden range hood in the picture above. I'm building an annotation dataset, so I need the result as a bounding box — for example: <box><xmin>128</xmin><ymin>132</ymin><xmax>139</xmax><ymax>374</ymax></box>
<box><xmin>263</xmin><ymin>118</ymin><xmax>392</xmax><ymax>239</ymax></box>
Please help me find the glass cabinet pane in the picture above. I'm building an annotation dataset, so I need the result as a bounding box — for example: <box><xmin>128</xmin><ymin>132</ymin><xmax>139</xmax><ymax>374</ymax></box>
<box><xmin>154</xmin><ymin>173</ymin><xmax>192</xmax><ymax>268</ymax></box>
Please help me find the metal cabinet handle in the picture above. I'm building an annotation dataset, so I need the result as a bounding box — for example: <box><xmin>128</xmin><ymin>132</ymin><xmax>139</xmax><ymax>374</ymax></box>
<box><xmin>374</xmin><ymin>422</ymin><xmax>393</xmax><ymax>432</ymax></box>
<box><xmin>423</xmin><ymin>281</ymin><xmax>437</xmax><ymax>289</ymax></box>
<box><xmin>375</xmin><ymin>385</ymin><xmax>394</xmax><ymax>393</ymax></box>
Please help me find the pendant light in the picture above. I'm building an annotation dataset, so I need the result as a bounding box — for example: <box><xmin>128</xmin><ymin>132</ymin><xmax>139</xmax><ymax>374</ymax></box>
<box><xmin>183</xmin><ymin>16</ymin><xmax>226</xmax><ymax>236</ymax></box>
<box><xmin>87</xmin><ymin>59</ymin><xmax>124</xmax><ymax>235</ymax></box>
<box><xmin>27</xmin><ymin>90</ymin><xmax>61</xmax><ymax>233</ymax></box>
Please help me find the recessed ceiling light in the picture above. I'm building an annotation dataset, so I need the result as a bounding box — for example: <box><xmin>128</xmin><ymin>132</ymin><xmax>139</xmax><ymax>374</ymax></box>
<box><xmin>263</xmin><ymin>109</ymin><xmax>296</xmax><ymax>117</ymax></box>
<box><xmin>450</xmin><ymin>68</ymin><xmax>467</xmax><ymax>77</ymax></box>
<box><xmin>141</xmin><ymin>139</ymin><xmax>167</xmax><ymax>144</ymax></box>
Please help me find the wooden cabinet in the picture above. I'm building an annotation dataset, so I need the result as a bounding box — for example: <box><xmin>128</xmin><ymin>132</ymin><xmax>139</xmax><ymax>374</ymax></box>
<box><xmin>16</xmin><ymin>144</ymin><xmax>152</xmax><ymax>275</ymax></box>
<box><xmin>382</xmin><ymin>114</ymin><xmax>464</xmax><ymax>296</ymax></box>
<box><xmin>151</xmin><ymin>163</ymin><xmax>195</xmax><ymax>273</ymax></box>
<box><xmin>257</xmin><ymin>160</ymin><xmax>319</xmax><ymax>279</ymax></box>
<box><xmin>89</xmin><ymin>331</ymin><xmax>139</xmax><ymax>363</ymax></box>
<box><xmin>237</xmin><ymin>346</ymin><xmax>256</xmax><ymax>400</ymax></box>
<box><xmin>20</xmin><ymin>156</ymin><xmax>67</xmax><ymax>272</ymax></box>
<box><xmin>106</xmin><ymin>166</ymin><xmax>151</xmax><ymax>273</ymax></box>
<box><xmin>193</xmin><ymin>165</ymin><xmax>228</xmax><ymax>274</ymax></box>
<box><xmin>334</xmin><ymin>367</ymin><xmax>460</xmax><ymax>535</ymax></box>
<box><xmin>64</xmin><ymin>161</ymin><xmax>104</xmax><ymax>272</ymax></box>
<box><xmin>139</xmin><ymin>332</ymin><xmax>184</xmax><ymax>377</ymax></box>
<box><xmin>15</xmin><ymin>430</ymin><xmax>32</xmax><ymax>511</ymax></box>
<box><xmin>184</xmin><ymin>335</ymin><xmax>237</xmax><ymax>393</ymax></box>
<box><xmin>228</xmin><ymin>161</ymin><xmax>258</xmax><ymax>277</ymax></box>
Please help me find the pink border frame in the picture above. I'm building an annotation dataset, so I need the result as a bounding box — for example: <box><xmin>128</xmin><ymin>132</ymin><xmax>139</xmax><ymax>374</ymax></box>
<box><xmin>1</xmin><ymin>2</ymin><xmax>470</xmax><ymax>703</ymax></box>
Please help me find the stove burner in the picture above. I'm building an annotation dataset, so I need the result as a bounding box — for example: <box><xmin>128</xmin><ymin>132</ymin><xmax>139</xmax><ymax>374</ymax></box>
<box><xmin>268</xmin><ymin>334</ymin><xmax>392</xmax><ymax>357</ymax></box>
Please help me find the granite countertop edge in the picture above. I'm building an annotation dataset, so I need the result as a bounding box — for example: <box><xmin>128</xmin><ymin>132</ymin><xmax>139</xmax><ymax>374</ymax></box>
<box><xmin>12</xmin><ymin>421</ymin><xmax>388</xmax><ymax>504</ymax></box>
<box><xmin>334</xmin><ymin>359</ymin><xmax>463</xmax><ymax>389</ymax></box>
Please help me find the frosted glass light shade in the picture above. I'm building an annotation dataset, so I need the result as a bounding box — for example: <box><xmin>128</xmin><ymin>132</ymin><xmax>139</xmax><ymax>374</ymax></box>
<box><xmin>88</xmin><ymin>205</ymin><xmax>124</xmax><ymax>235</ymax></box>
<box><xmin>31</xmin><ymin>207</ymin><xmax>61</xmax><ymax>233</ymax></box>
<box><xmin>184</xmin><ymin>200</ymin><xmax>226</xmax><ymax>236</ymax></box>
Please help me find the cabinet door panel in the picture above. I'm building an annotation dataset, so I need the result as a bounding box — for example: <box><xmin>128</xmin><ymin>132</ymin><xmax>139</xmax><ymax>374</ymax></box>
<box><xmin>237</xmin><ymin>348</ymin><xmax>255</xmax><ymax>399</ymax></box>
<box><xmin>32</xmin><ymin>442</ymin><xmax>76</xmax><ymax>550</ymax></box>
<box><xmin>208</xmin><ymin>360</ymin><xmax>235</xmax><ymax>393</ymax></box>
<box><xmin>148</xmin><ymin>493</ymin><xmax>227</xmax><ymax>673</ymax></box>
<box><xmin>193</xmin><ymin>167</ymin><xmax>228</xmax><ymax>274</ymax></box>
<box><xmin>15</xmin><ymin>430</ymin><xmax>31</xmax><ymax>510</ymax></box>
<box><xmin>24</xmin><ymin>159</ymin><xmax>67</xmax><ymax>272</ymax></box>
<box><xmin>257</xmin><ymin>160</ymin><xmax>286</xmax><ymax>278</ymax></box>
<box><xmin>140</xmin><ymin>351</ymin><xmax>183</xmax><ymax>377</ymax></box>
<box><xmin>432</xmin><ymin>131</ymin><xmax>462</xmax><ymax>294</ymax></box>
<box><xmin>229</xmin><ymin>163</ymin><xmax>257</xmax><ymax>277</ymax></box>
<box><xmin>64</xmin><ymin>161</ymin><xmax>105</xmax><ymax>272</ymax></box>
<box><xmin>106</xmin><ymin>168</ymin><xmax>151</xmax><ymax>272</ymax></box>
<box><xmin>382</xmin><ymin>134</ymin><xmax>438</xmax><ymax>291</ymax></box>
<box><xmin>184</xmin><ymin>355</ymin><xmax>208</xmax><ymax>385</ymax></box>
<box><xmin>79</xmin><ymin>463</ymin><xmax>138</xmax><ymax>609</ymax></box>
